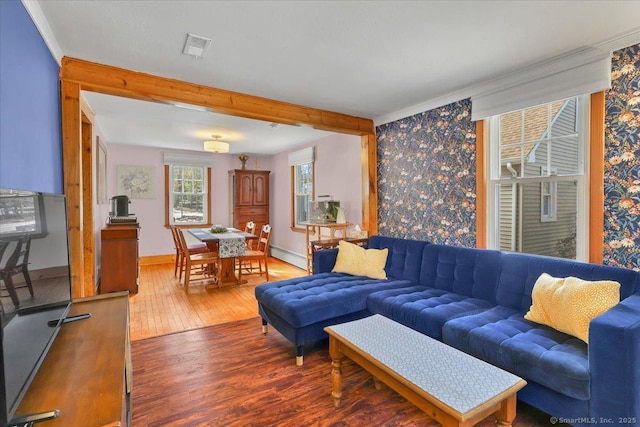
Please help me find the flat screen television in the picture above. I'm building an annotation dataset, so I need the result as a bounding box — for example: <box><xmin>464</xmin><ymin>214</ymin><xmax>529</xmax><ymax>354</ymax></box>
<box><xmin>0</xmin><ymin>188</ymin><xmax>74</xmax><ymax>426</ymax></box>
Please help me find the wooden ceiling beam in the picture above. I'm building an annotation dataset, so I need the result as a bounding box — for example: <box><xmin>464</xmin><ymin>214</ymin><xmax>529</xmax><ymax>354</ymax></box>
<box><xmin>60</xmin><ymin>57</ymin><xmax>375</xmax><ymax>135</ymax></box>
<box><xmin>60</xmin><ymin>57</ymin><xmax>378</xmax><ymax>298</ymax></box>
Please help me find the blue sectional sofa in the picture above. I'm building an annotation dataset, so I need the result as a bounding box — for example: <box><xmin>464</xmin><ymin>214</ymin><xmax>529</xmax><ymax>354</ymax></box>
<box><xmin>254</xmin><ymin>236</ymin><xmax>640</xmax><ymax>425</ymax></box>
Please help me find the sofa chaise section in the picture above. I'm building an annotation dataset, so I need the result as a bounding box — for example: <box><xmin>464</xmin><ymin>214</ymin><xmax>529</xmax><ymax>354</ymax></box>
<box><xmin>255</xmin><ymin>236</ymin><xmax>430</xmax><ymax>365</ymax></box>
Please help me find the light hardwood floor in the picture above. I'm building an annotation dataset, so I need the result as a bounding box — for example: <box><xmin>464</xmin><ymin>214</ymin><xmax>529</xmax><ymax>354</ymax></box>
<box><xmin>129</xmin><ymin>257</ymin><xmax>306</xmax><ymax>341</ymax></box>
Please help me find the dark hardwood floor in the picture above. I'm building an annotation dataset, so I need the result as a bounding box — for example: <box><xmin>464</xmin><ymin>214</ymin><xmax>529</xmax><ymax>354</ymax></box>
<box><xmin>130</xmin><ymin>260</ymin><xmax>551</xmax><ymax>426</ymax></box>
<box><xmin>131</xmin><ymin>318</ymin><xmax>552</xmax><ymax>426</ymax></box>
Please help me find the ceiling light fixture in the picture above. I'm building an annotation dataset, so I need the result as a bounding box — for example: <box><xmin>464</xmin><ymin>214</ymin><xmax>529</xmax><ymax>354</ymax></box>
<box><xmin>203</xmin><ymin>135</ymin><xmax>229</xmax><ymax>153</ymax></box>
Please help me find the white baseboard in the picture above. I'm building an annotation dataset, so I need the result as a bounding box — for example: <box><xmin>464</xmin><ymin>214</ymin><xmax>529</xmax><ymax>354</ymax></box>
<box><xmin>270</xmin><ymin>245</ymin><xmax>307</xmax><ymax>270</ymax></box>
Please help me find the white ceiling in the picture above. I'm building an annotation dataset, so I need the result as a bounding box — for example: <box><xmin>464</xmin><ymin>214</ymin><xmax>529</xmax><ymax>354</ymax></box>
<box><xmin>30</xmin><ymin>0</ymin><xmax>640</xmax><ymax>154</ymax></box>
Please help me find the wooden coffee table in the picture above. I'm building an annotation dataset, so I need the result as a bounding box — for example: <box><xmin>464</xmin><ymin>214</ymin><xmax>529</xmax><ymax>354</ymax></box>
<box><xmin>325</xmin><ymin>315</ymin><xmax>526</xmax><ymax>427</ymax></box>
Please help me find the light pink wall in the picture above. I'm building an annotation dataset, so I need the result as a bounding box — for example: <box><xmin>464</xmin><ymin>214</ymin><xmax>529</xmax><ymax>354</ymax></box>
<box><xmin>103</xmin><ymin>134</ymin><xmax>359</xmax><ymax>261</ymax></box>
<box><xmin>270</xmin><ymin>133</ymin><xmax>363</xmax><ymax>259</ymax></box>
<box><xmin>106</xmin><ymin>143</ymin><xmax>272</xmax><ymax>256</ymax></box>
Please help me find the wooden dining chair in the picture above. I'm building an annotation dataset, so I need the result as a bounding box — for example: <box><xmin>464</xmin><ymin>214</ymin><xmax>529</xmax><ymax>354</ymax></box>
<box><xmin>176</xmin><ymin>228</ymin><xmax>221</xmax><ymax>292</ymax></box>
<box><xmin>237</xmin><ymin>224</ymin><xmax>272</xmax><ymax>283</ymax></box>
<box><xmin>244</xmin><ymin>221</ymin><xmax>256</xmax><ymax>248</ymax></box>
<box><xmin>239</xmin><ymin>221</ymin><xmax>257</xmax><ymax>274</ymax></box>
<box><xmin>170</xmin><ymin>225</ymin><xmax>209</xmax><ymax>281</ymax></box>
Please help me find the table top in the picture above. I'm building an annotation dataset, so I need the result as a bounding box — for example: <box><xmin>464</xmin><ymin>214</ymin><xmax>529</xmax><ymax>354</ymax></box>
<box><xmin>189</xmin><ymin>228</ymin><xmax>256</xmax><ymax>242</ymax></box>
<box><xmin>325</xmin><ymin>314</ymin><xmax>526</xmax><ymax>415</ymax></box>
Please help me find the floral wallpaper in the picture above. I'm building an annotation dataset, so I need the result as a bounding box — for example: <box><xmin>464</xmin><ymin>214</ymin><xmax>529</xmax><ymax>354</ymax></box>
<box><xmin>375</xmin><ymin>43</ymin><xmax>640</xmax><ymax>268</ymax></box>
<box><xmin>375</xmin><ymin>99</ymin><xmax>477</xmax><ymax>246</ymax></box>
<box><xmin>604</xmin><ymin>43</ymin><xmax>640</xmax><ymax>270</ymax></box>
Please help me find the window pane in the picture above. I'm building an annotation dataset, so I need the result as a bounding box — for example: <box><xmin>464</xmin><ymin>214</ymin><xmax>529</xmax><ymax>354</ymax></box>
<box><xmin>550</xmin><ymin>136</ymin><xmax>580</xmax><ymax>174</ymax></box>
<box><xmin>293</xmin><ymin>162</ymin><xmax>313</xmax><ymax>226</ymax></box>
<box><xmin>173</xmin><ymin>194</ymin><xmax>205</xmax><ymax>224</ymax></box>
<box><xmin>523</xmin><ymin>104</ymin><xmax>550</xmax><ymax>143</ymax></box>
<box><xmin>499</xmin><ymin>98</ymin><xmax>581</xmax><ymax>179</ymax></box>
<box><xmin>550</xmin><ymin>98</ymin><xmax>577</xmax><ymax>137</ymax></box>
<box><xmin>500</xmin><ymin>111</ymin><xmax>522</xmax><ymax>145</ymax></box>
<box><xmin>296</xmin><ymin>195</ymin><xmax>309</xmax><ymax>223</ymax></box>
<box><xmin>497</xmin><ymin>180</ymin><xmax>576</xmax><ymax>258</ymax></box>
<box><xmin>491</xmin><ymin>96</ymin><xmax>584</xmax><ymax>260</ymax></box>
<box><xmin>170</xmin><ymin>165</ymin><xmax>208</xmax><ymax>225</ymax></box>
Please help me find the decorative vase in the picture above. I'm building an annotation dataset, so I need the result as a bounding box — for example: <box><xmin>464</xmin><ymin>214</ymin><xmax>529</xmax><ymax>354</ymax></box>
<box><xmin>239</xmin><ymin>154</ymin><xmax>249</xmax><ymax>170</ymax></box>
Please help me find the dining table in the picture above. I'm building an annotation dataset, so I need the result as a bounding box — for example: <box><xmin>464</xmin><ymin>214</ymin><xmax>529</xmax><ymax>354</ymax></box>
<box><xmin>188</xmin><ymin>227</ymin><xmax>258</xmax><ymax>286</ymax></box>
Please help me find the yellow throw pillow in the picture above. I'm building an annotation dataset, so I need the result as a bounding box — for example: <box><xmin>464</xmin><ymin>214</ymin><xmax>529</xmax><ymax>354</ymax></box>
<box><xmin>524</xmin><ymin>273</ymin><xmax>620</xmax><ymax>343</ymax></box>
<box><xmin>332</xmin><ymin>240</ymin><xmax>388</xmax><ymax>280</ymax></box>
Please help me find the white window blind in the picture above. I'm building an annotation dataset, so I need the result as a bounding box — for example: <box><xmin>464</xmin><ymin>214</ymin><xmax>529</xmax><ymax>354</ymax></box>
<box><xmin>288</xmin><ymin>147</ymin><xmax>315</xmax><ymax>166</ymax></box>
<box><xmin>471</xmin><ymin>47</ymin><xmax>611</xmax><ymax>121</ymax></box>
<box><xmin>163</xmin><ymin>153</ymin><xmax>213</xmax><ymax>168</ymax></box>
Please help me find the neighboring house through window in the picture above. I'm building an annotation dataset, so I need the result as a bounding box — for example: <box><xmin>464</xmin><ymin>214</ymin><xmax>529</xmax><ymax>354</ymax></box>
<box><xmin>289</xmin><ymin>147</ymin><xmax>315</xmax><ymax>230</ymax></box>
<box><xmin>486</xmin><ymin>95</ymin><xmax>588</xmax><ymax>260</ymax></box>
<box><xmin>163</xmin><ymin>153</ymin><xmax>212</xmax><ymax>227</ymax></box>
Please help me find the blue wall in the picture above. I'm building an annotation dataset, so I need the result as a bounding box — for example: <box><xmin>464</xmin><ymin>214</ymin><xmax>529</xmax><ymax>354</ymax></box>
<box><xmin>0</xmin><ymin>0</ymin><xmax>62</xmax><ymax>193</ymax></box>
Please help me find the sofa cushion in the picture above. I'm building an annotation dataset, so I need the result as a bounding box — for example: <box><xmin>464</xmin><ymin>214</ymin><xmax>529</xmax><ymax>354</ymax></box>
<box><xmin>442</xmin><ymin>306</ymin><xmax>590</xmax><ymax>400</ymax></box>
<box><xmin>418</xmin><ymin>245</ymin><xmax>502</xmax><ymax>303</ymax></box>
<box><xmin>367</xmin><ymin>236</ymin><xmax>429</xmax><ymax>281</ymax></box>
<box><xmin>332</xmin><ymin>240</ymin><xmax>388</xmax><ymax>279</ymax></box>
<box><xmin>496</xmin><ymin>252</ymin><xmax>640</xmax><ymax>312</ymax></box>
<box><xmin>367</xmin><ymin>286</ymin><xmax>494</xmax><ymax>340</ymax></box>
<box><xmin>255</xmin><ymin>272</ymin><xmax>413</xmax><ymax>329</ymax></box>
<box><xmin>524</xmin><ymin>273</ymin><xmax>620</xmax><ymax>343</ymax></box>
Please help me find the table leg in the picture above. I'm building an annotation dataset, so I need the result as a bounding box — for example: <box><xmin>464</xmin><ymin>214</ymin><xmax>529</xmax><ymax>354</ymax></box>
<box><xmin>219</xmin><ymin>257</ymin><xmax>239</xmax><ymax>285</ymax></box>
<box><xmin>495</xmin><ymin>394</ymin><xmax>517</xmax><ymax>427</ymax></box>
<box><xmin>329</xmin><ymin>336</ymin><xmax>344</xmax><ymax>407</ymax></box>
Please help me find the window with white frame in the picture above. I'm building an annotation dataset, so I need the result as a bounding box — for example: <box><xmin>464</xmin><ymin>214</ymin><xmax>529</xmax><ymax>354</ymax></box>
<box><xmin>164</xmin><ymin>154</ymin><xmax>212</xmax><ymax>226</ymax></box>
<box><xmin>289</xmin><ymin>147</ymin><xmax>315</xmax><ymax>229</ymax></box>
<box><xmin>486</xmin><ymin>95</ymin><xmax>589</xmax><ymax>260</ymax></box>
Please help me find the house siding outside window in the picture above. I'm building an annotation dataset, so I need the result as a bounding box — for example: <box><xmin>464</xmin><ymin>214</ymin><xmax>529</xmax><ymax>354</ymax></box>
<box><xmin>487</xmin><ymin>95</ymin><xmax>588</xmax><ymax>260</ymax></box>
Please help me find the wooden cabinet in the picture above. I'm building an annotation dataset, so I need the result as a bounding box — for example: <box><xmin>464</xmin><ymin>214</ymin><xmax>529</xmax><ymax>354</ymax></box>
<box><xmin>101</xmin><ymin>223</ymin><xmax>139</xmax><ymax>294</ymax></box>
<box><xmin>15</xmin><ymin>292</ymin><xmax>131</xmax><ymax>427</ymax></box>
<box><xmin>229</xmin><ymin>169</ymin><xmax>270</xmax><ymax>231</ymax></box>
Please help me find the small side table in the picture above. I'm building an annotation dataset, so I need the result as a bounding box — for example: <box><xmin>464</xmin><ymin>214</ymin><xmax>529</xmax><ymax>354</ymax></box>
<box><xmin>302</xmin><ymin>222</ymin><xmax>352</xmax><ymax>273</ymax></box>
<box><xmin>310</xmin><ymin>238</ymin><xmax>369</xmax><ymax>253</ymax></box>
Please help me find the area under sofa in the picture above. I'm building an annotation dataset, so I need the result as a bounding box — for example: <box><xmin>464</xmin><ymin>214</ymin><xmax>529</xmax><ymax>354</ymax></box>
<box><xmin>254</xmin><ymin>235</ymin><xmax>640</xmax><ymax>425</ymax></box>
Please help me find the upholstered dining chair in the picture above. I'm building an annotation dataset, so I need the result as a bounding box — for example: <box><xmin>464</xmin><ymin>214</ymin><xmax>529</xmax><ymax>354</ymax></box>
<box><xmin>170</xmin><ymin>225</ymin><xmax>209</xmax><ymax>282</ymax></box>
<box><xmin>237</xmin><ymin>224</ymin><xmax>272</xmax><ymax>283</ymax></box>
<box><xmin>176</xmin><ymin>228</ymin><xmax>221</xmax><ymax>293</ymax></box>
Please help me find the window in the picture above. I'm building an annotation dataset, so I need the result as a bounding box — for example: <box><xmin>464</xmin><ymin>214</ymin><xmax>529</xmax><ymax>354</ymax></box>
<box><xmin>289</xmin><ymin>147</ymin><xmax>315</xmax><ymax>230</ymax></box>
<box><xmin>293</xmin><ymin>162</ymin><xmax>313</xmax><ymax>227</ymax></box>
<box><xmin>163</xmin><ymin>154</ymin><xmax>212</xmax><ymax>227</ymax></box>
<box><xmin>487</xmin><ymin>95</ymin><xmax>589</xmax><ymax>260</ymax></box>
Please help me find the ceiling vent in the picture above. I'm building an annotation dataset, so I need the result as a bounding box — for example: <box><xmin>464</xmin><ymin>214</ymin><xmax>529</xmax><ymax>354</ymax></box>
<box><xmin>182</xmin><ymin>33</ymin><xmax>212</xmax><ymax>58</ymax></box>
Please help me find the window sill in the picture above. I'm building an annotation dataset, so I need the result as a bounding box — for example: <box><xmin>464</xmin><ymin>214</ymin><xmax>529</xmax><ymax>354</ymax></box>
<box><xmin>164</xmin><ymin>223</ymin><xmax>213</xmax><ymax>229</ymax></box>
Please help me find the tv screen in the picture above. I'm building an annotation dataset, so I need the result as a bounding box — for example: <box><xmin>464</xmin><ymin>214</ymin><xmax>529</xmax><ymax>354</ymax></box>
<box><xmin>0</xmin><ymin>189</ymin><xmax>73</xmax><ymax>424</ymax></box>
